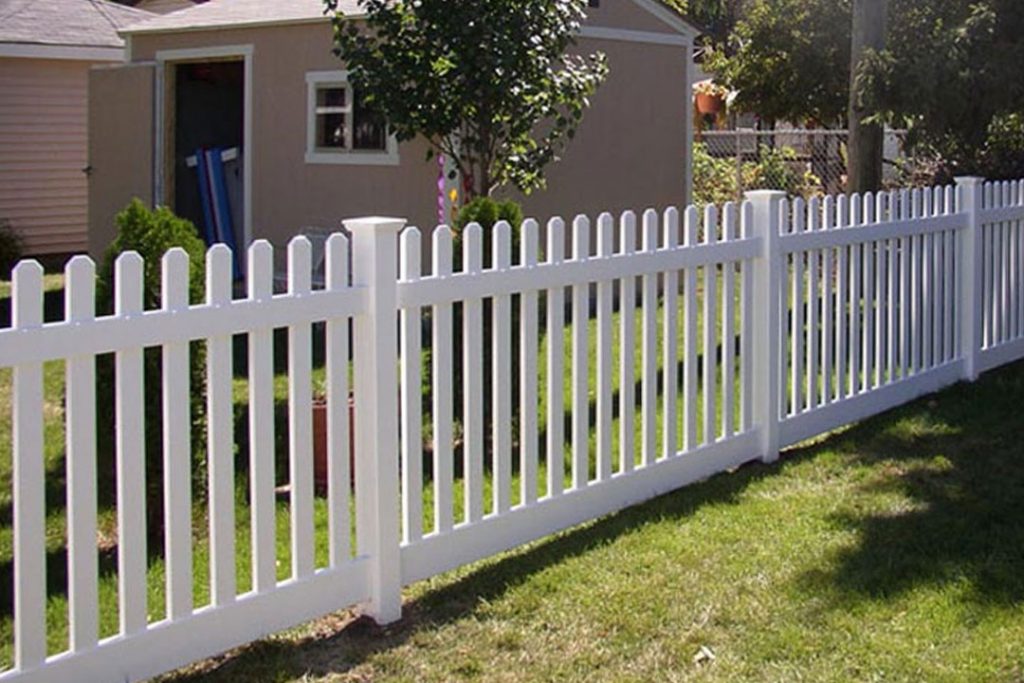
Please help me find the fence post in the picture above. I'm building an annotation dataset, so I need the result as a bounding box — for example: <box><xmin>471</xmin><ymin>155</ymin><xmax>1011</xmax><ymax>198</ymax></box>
<box><xmin>346</xmin><ymin>216</ymin><xmax>405</xmax><ymax>624</ymax></box>
<box><xmin>955</xmin><ymin>177</ymin><xmax>984</xmax><ymax>381</ymax></box>
<box><xmin>746</xmin><ymin>190</ymin><xmax>786</xmax><ymax>463</ymax></box>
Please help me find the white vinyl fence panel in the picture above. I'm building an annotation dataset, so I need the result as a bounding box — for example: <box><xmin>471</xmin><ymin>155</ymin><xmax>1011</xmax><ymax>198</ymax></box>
<box><xmin>1</xmin><ymin>176</ymin><xmax>1023</xmax><ymax>682</ymax></box>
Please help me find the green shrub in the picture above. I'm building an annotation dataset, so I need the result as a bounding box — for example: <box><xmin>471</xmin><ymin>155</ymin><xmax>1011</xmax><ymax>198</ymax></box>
<box><xmin>693</xmin><ymin>142</ymin><xmax>823</xmax><ymax>207</ymax></box>
<box><xmin>95</xmin><ymin>200</ymin><xmax>210</xmax><ymax>517</ymax></box>
<box><xmin>693</xmin><ymin>142</ymin><xmax>739</xmax><ymax>207</ymax></box>
<box><xmin>0</xmin><ymin>218</ymin><xmax>24</xmax><ymax>280</ymax></box>
<box><xmin>96</xmin><ymin>199</ymin><xmax>207</xmax><ymax>312</ymax></box>
<box><xmin>453</xmin><ymin>197</ymin><xmax>524</xmax><ymax>269</ymax></box>
<box><xmin>454</xmin><ymin>196</ymin><xmax>524</xmax><ymax>234</ymax></box>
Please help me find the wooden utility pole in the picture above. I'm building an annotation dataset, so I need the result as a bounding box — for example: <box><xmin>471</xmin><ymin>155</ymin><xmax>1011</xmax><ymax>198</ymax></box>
<box><xmin>847</xmin><ymin>0</ymin><xmax>888</xmax><ymax>193</ymax></box>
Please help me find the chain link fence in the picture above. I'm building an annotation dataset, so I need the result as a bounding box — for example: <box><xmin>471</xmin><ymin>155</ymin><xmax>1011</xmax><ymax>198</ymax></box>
<box><xmin>694</xmin><ymin>129</ymin><xmax>911</xmax><ymax>204</ymax></box>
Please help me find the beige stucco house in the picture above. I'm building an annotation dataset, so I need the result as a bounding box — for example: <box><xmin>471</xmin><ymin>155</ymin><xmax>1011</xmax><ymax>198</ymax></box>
<box><xmin>0</xmin><ymin>0</ymin><xmax>152</xmax><ymax>256</ymax></box>
<box><xmin>88</xmin><ymin>0</ymin><xmax>697</xmax><ymax>260</ymax></box>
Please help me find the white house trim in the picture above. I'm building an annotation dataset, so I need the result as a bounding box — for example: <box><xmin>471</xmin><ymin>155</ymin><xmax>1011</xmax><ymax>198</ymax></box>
<box><xmin>122</xmin><ymin>15</ymin><xmax>328</xmax><ymax>36</ymax></box>
<box><xmin>630</xmin><ymin>0</ymin><xmax>701</xmax><ymax>39</ymax></box>
<box><xmin>154</xmin><ymin>44</ymin><xmax>254</xmax><ymax>249</ymax></box>
<box><xmin>304</xmin><ymin>70</ymin><xmax>400</xmax><ymax>167</ymax></box>
<box><xmin>579</xmin><ymin>26</ymin><xmax>689</xmax><ymax>46</ymax></box>
<box><xmin>0</xmin><ymin>43</ymin><xmax>125</xmax><ymax>61</ymax></box>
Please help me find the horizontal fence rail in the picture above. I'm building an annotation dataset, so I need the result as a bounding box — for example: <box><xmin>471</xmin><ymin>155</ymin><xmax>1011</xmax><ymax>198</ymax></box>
<box><xmin>1</xmin><ymin>176</ymin><xmax>1022</xmax><ymax>682</ymax></box>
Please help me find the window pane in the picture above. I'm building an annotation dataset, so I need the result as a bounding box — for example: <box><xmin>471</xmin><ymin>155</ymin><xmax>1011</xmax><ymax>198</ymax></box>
<box><xmin>318</xmin><ymin>86</ymin><xmax>347</xmax><ymax>109</ymax></box>
<box><xmin>353</xmin><ymin>94</ymin><xmax>387</xmax><ymax>151</ymax></box>
<box><xmin>317</xmin><ymin>113</ymin><xmax>347</xmax><ymax>149</ymax></box>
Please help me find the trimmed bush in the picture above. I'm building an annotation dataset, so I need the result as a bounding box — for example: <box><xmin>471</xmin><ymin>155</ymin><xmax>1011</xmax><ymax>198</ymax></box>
<box><xmin>95</xmin><ymin>200</ymin><xmax>210</xmax><ymax>518</ymax></box>
<box><xmin>453</xmin><ymin>197</ymin><xmax>524</xmax><ymax>270</ymax></box>
<box><xmin>0</xmin><ymin>218</ymin><xmax>24</xmax><ymax>280</ymax></box>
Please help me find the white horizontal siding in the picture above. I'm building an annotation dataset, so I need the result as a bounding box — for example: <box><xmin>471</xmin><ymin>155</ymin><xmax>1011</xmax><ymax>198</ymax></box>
<box><xmin>0</xmin><ymin>58</ymin><xmax>92</xmax><ymax>254</ymax></box>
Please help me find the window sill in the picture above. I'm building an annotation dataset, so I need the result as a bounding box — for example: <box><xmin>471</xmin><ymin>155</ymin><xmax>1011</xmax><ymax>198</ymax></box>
<box><xmin>305</xmin><ymin>151</ymin><xmax>400</xmax><ymax>166</ymax></box>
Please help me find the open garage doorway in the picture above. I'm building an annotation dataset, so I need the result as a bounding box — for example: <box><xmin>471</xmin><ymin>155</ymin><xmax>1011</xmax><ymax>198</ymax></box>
<box><xmin>161</xmin><ymin>53</ymin><xmax>248</xmax><ymax>258</ymax></box>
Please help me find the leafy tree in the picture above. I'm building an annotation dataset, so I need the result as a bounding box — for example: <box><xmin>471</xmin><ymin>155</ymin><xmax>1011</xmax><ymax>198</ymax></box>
<box><xmin>667</xmin><ymin>0</ymin><xmax>749</xmax><ymax>52</ymax></box>
<box><xmin>704</xmin><ymin>0</ymin><xmax>852</xmax><ymax>126</ymax></box>
<box><xmin>861</xmin><ymin>0</ymin><xmax>1024</xmax><ymax>178</ymax></box>
<box><xmin>326</xmin><ymin>0</ymin><xmax>608</xmax><ymax>199</ymax></box>
<box><xmin>706</xmin><ymin>0</ymin><xmax>1024</xmax><ymax>179</ymax></box>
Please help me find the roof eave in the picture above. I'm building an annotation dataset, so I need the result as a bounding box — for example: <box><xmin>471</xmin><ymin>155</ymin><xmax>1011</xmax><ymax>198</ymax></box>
<box><xmin>120</xmin><ymin>13</ymin><xmax>346</xmax><ymax>37</ymax></box>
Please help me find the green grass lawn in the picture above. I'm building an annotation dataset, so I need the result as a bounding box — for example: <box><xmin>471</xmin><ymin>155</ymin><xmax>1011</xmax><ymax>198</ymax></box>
<box><xmin>157</xmin><ymin>358</ymin><xmax>1024</xmax><ymax>683</ymax></box>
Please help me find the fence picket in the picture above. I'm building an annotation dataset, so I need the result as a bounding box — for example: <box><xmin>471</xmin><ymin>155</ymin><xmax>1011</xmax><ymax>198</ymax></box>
<box><xmin>114</xmin><ymin>253</ymin><xmax>148</xmax><ymax>635</ymax></box>
<box><xmin>931</xmin><ymin>190</ymin><xmax>944</xmax><ymax>365</ymax></box>
<box><xmin>1017</xmin><ymin>182</ymin><xmax>1024</xmax><ymax>341</ymax></box>
<box><xmin>662</xmin><ymin>208</ymin><xmax>680</xmax><ymax>457</ymax></box>
<box><xmin>247</xmin><ymin>241</ymin><xmax>277</xmax><ymax>592</ymax></box>
<box><xmin>463</xmin><ymin>224</ymin><xmax>484</xmax><ymax>522</ymax></box>
<box><xmin>206</xmin><ymin>245</ymin><xmax>236</xmax><ymax>599</ymax></box>
<box><xmin>922</xmin><ymin>188</ymin><xmax>935</xmax><ymax>370</ymax></box>
<box><xmin>683</xmin><ymin>208</ymin><xmax>699</xmax><ymax>450</ymax></box>
<box><xmin>888</xmin><ymin>191</ymin><xmax>900</xmax><ymax>381</ymax></box>
<box><xmin>1011</xmin><ymin>188</ymin><xmax>1020</xmax><ymax>341</ymax></box>
<box><xmin>721</xmin><ymin>204</ymin><xmax>737</xmax><ymax>437</ymax></box>
<box><xmin>493</xmin><ymin>221</ymin><xmax>513</xmax><ymax>512</ymax></box>
<box><xmin>642</xmin><ymin>210</ymin><xmax>659</xmax><ymax>461</ymax></box>
<box><xmin>849</xmin><ymin>195</ymin><xmax>862</xmax><ymax>394</ymax></box>
<box><xmin>819</xmin><ymin>194</ymin><xmax>835</xmax><ymax>403</ymax></box>
<box><xmin>572</xmin><ymin>216</ymin><xmax>591</xmax><ymax>487</ymax></box>
<box><xmin>1002</xmin><ymin>183</ymin><xmax>1012</xmax><ymax>344</ymax></box>
<box><xmin>862</xmin><ymin>194</ymin><xmax>875</xmax><ymax>392</ymax></box>
<box><xmin>597</xmin><ymin>213</ymin><xmax>615</xmax><ymax>477</ymax></box>
<box><xmin>943</xmin><ymin>188</ymin><xmax>956</xmax><ymax>363</ymax></box>
<box><xmin>874</xmin><ymin>192</ymin><xmax>886</xmax><ymax>387</ymax></box>
<box><xmin>806</xmin><ymin>197</ymin><xmax>820</xmax><ymax>409</ymax></box>
<box><xmin>12</xmin><ymin>261</ymin><xmax>46</xmax><ymax>669</ymax></box>
<box><xmin>791</xmin><ymin>199</ymin><xmax>806</xmax><ymax>414</ymax></box>
<box><xmin>545</xmin><ymin>218</ymin><xmax>566</xmax><ymax>497</ymax></box>
<box><xmin>702</xmin><ymin>206</ymin><xmax>718</xmax><ymax>444</ymax></box>
<box><xmin>899</xmin><ymin>190</ymin><xmax>912</xmax><ymax>377</ymax></box>
<box><xmin>400</xmin><ymin>230</ymin><xmax>423</xmax><ymax>542</ymax></box>
<box><xmin>325</xmin><ymin>234</ymin><xmax>352</xmax><ymax>562</ymax></box>
<box><xmin>287</xmin><ymin>239</ymin><xmax>315</xmax><ymax>578</ymax></box>
<box><xmin>65</xmin><ymin>257</ymin><xmax>98</xmax><ymax>650</ymax></box>
<box><xmin>831</xmin><ymin>195</ymin><xmax>844</xmax><ymax>402</ymax></box>
<box><xmin>162</xmin><ymin>248</ymin><xmax>194</xmax><ymax>617</ymax></box>
<box><xmin>520</xmin><ymin>220</ymin><xmax>540</xmax><ymax>504</ymax></box>
<box><xmin>431</xmin><ymin>228</ymin><xmax>454</xmax><ymax>531</ymax></box>
<box><xmin>619</xmin><ymin>212</ymin><xmax>637</xmax><ymax>471</ymax></box>
<box><xmin>741</xmin><ymin>201</ymin><xmax>755</xmax><ymax>432</ymax></box>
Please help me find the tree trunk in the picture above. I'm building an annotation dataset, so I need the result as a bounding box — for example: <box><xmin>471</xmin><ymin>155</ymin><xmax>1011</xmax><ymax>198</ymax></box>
<box><xmin>847</xmin><ymin>0</ymin><xmax>888</xmax><ymax>194</ymax></box>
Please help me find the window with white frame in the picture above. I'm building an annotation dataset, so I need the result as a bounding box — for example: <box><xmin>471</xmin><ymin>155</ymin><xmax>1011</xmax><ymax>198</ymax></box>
<box><xmin>306</xmin><ymin>71</ymin><xmax>398</xmax><ymax>165</ymax></box>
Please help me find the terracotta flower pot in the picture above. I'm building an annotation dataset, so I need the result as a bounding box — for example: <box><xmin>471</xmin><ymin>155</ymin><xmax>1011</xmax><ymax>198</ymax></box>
<box><xmin>312</xmin><ymin>395</ymin><xmax>356</xmax><ymax>494</ymax></box>
<box><xmin>695</xmin><ymin>92</ymin><xmax>725</xmax><ymax>115</ymax></box>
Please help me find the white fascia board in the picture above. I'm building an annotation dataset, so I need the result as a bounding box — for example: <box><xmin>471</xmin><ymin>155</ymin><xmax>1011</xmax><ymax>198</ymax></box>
<box><xmin>630</xmin><ymin>0</ymin><xmax>701</xmax><ymax>39</ymax></box>
<box><xmin>0</xmin><ymin>43</ymin><xmax>125</xmax><ymax>62</ymax></box>
<box><xmin>579</xmin><ymin>26</ymin><xmax>689</xmax><ymax>46</ymax></box>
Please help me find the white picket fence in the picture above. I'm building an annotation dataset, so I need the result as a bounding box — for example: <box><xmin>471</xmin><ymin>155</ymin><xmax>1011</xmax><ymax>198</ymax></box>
<box><xmin>2</xmin><ymin>176</ymin><xmax>1023</xmax><ymax>682</ymax></box>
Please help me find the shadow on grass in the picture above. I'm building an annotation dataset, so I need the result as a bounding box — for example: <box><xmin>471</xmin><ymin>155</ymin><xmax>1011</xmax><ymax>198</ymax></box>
<box><xmin>797</xmin><ymin>359</ymin><xmax>1024</xmax><ymax>606</ymax></box>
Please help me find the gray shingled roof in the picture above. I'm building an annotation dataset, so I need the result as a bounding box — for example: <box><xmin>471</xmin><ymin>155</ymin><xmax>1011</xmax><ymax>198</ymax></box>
<box><xmin>122</xmin><ymin>0</ymin><xmax>698</xmax><ymax>39</ymax></box>
<box><xmin>0</xmin><ymin>0</ymin><xmax>153</xmax><ymax>48</ymax></box>
<box><xmin>123</xmin><ymin>0</ymin><xmax>363</xmax><ymax>34</ymax></box>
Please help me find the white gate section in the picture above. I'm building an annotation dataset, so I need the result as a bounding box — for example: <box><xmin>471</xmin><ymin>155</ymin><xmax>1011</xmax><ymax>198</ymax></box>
<box><xmin>2</xmin><ymin>176</ymin><xmax>1024</xmax><ymax>682</ymax></box>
